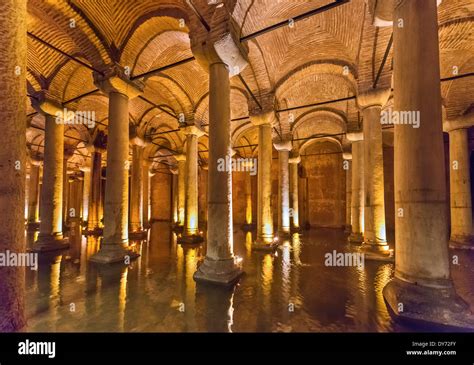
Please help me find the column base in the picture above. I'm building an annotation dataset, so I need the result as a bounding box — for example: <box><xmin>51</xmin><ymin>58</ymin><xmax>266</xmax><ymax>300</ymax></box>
<box><xmin>383</xmin><ymin>277</ymin><xmax>474</xmax><ymax>330</ymax></box>
<box><xmin>360</xmin><ymin>242</ymin><xmax>394</xmax><ymax>262</ymax></box>
<box><xmin>26</xmin><ymin>222</ymin><xmax>40</xmax><ymax>231</ymax></box>
<box><xmin>252</xmin><ymin>238</ymin><xmax>279</xmax><ymax>252</ymax></box>
<box><xmin>344</xmin><ymin>224</ymin><xmax>352</xmax><ymax>233</ymax></box>
<box><xmin>129</xmin><ymin>230</ymin><xmax>148</xmax><ymax>240</ymax></box>
<box><xmin>449</xmin><ymin>235</ymin><xmax>474</xmax><ymax>250</ymax></box>
<box><xmin>89</xmin><ymin>246</ymin><xmax>140</xmax><ymax>264</ymax></box>
<box><xmin>84</xmin><ymin>227</ymin><xmax>103</xmax><ymax>236</ymax></box>
<box><xmin>178</xmin><ymin>234</ymin><xmax>204</xmax><ymax>245</ymax></box>
<box><xmin>31</xmin><ymin>235</ymin><xmax>69</xmax><ymax>252</ymax></box>
<box><xmin>241</xmin><ymin>223</ymin><xmax>256</xmax><ymax>232</ymax></box>
<box><xmin>348</xmin><ymin>232</ymin><xmax>364</xmax><ymax>245</ymax></box>
<box><xmin>193</xmin><ymin>257</ymin><xmax>243</xmax><ymax>286</ymax></box>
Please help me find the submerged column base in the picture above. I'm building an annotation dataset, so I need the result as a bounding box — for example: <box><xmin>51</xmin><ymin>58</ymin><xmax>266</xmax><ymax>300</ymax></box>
<box><xmin>178</xmin><ymin>233</ymin><xmax>204</xmax><ymax>245</ymax></box>
<box><xmin>89</xmin><ymin>246</ymin><xmax>139</xmax><ymax>264</ymax></box>
<box><xmin>348</xmin><ymin>232</ymin><xmax>364</xmax><ymax>245</ymax></box>
<box><xmin>383</xmin><ymin>278</ymin><xmax>474</xmax><ymax>330</ymax></box>
<box><xmin>32</xmin><ymin>234</ymin><xmax>69</xmax><ymax>252</ymax></box>
<box><xmin>449</xmin><ymin>235</ymin><xmax>474</xmax><ymax>250</ymax></box>
<box><xmin>360</xmin><ymin>242</ymin><xmax>394</xmax><ymax>262</ymax></box>
<box><xmin>194</xmin><ymin>257</ymin><xmax>243</xmax><ymax>286</ymax></box>
<box><xmin>252</xmin><ymin>238</ymin><xmax>279</xmax><ymax>252</ymax></box>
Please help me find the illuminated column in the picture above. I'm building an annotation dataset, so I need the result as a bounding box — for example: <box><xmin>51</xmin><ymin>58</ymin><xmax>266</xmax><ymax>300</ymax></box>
<box><xmin>358</xmin><ymin>88</ymin><xmax>391</xmax><ymax>259</ymax></box>
<box><xmin>90</xmin><ymin>68</ymin><xmax>143</xmax><ymax>264</ymax></box>
<box><xmin>274</xmin><ymin>140</ymin><xmax>292</xmax><ymax>237</ymax></box>
<box><xmin>289</xmin><ymin>154</ymin><xmax>301</xmax><ymax>231</ymax></box>
<box><xmin>142</xmin><ymin>160</ymin><xmax>151</xmax><ymax>228</ymax></box>
<box><xmin>0</xmin><ymin>0</ymin><xmax>27</xmax><ymax>331</ymax></box>
<box><xmin>171</xmin><ymin>168</ymin><xmax>178</xmax><ymax>224</ymax></box>
<box><xmin>447</xmin><ymin>126</ymin><xmax>474</xmax><ymax>249</ymax></box>
<box><xmin>130</xmin><ymin>139</ymin><xmax>145</xmax><ymax>234</ymax></box>
<box><xmin>87</xmin><ymin>148</ymin><xmax>103</xmax><ymax>232</ymax></box>
<box><xmin>192</xmin><ymin>20</ymin><xmax>247</xmax><ymax>284</ymax></box>
<box><xmin>175</xmin><ymin>154</ymin><xmax>186</xmax><ymax>227</ymax></box>
<box><xmin>179</xmin><ymin>125</ymin><xmax>205</xmax><ymax>243</ymax></box>
<box><xmin>251</xmin><ymin>101</ymin><xmax>276</xmax><ymax>250</ymax></box>
<box><xmin>383</xmin><ymin>0</ymin><xmax>473</xmax><ymax>328</ymax></box>
<box><xmin>343</xmin><ymin>150</ymin><xmax>352</xmax><ymax>232</ymax></box>
<box><xmin>242</xmin><ymin>170</ymin><xmax>253</xmax><ymax>229</ymax></box>
<box><xmin>27</xmin><ymin>156</ymin><xmax>41</xmax><ymax>228</ymax></box>
<box><xmin>34</xmin><ymin>107</ymin><xmax>68</xmax><ymax>251</ymax></box>
<box><xmin>347</xmin><ymin>132</ymin><xmax>364</xmax><ymax>244</ymax></box>
<box><xmin>80</xmin><ymin>165</ymin><xmax>91</xmax><ymax>223</ymax></box>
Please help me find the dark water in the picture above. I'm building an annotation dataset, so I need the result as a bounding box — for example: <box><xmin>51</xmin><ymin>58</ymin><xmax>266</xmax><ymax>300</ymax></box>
<box><xmin>23</xmin><ymin>223</ymin><xmax>474</xmax><ymax>332</ymax></box>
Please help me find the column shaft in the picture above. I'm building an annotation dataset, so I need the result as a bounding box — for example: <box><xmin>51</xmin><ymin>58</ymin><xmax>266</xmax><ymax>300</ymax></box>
<box><xmin>349</xmin><ymin>141</ymin><xmax>364</xmax><ymax>243</ymax></box>
<box><xmin>289</xmin><ymin>162</ymin><xmax>299</xmax><ymax>229</ymax></box>
<box><xmin>184</xmin><ymin>133</ymin><xmax>199</xmax><ymax>236</ymax></box>
<box><xmin>130</xmin><ymin>144</ymin><xmax>143</xmax><ymax>232</ymax></box>
<box><xmin>245</xmin><ymin>172</ymin><xmax>252</xmax><ymax>225</ymax></box>
<box><xmin>142</xmin><ymin>162</ymin><xmax>150</xmax><ymax>227</ymax></box>
<box><xmin>177</xmin><ymin>158</ymin><xmax>186</xmax><ymax>226</ymax></box>
<box><xmin>81</xmin><ymin>167</ymin><xmax>91</xmax><ymax>222</ymax></box>
<box><xmin>449</xmin><ymin>128</ymin><xmax>473</xmax><ymax>247</ymax></box>
<box><xmin>278</xmin><ymin>150</ymin><xmax>290</xmax><ymax>235</ymax></box>
<box><xmin>257</xmin><ymin>124</ymin><xmax>274</xmax><ymax>244</ymax></box>
<box><xmin>345</xmin><ymin>161</ymin><xmax>352</xmax><ymax>231</ymax></box>
<box><xmin>87</xmin><ymin>151</ymin><xmax>102</xmax><ymax>231</ymax></box>
<box><xmin>27</xmin><ymin>163</ymin><xmax>40</xmax><ymax>224</ymax></box>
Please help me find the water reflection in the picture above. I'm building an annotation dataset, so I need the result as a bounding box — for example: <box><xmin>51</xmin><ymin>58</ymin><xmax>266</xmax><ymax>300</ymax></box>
<box><xmin>23</xmin><ymin>223</ymin><xmax>474</xmax><ymax>332</ymax></box>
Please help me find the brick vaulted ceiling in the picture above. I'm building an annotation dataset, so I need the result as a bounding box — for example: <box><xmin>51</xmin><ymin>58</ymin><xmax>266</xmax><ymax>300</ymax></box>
<box><xmin>25</xmin><ymin>0</ymin><xmax>474</xmax><ymax>172</ymax></box>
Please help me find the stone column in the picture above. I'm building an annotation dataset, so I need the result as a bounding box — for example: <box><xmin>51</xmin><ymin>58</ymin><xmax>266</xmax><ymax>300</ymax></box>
<box><xmin>347</xmin><ymin>132</ymin><xmax>364</xmax><ymax>244</ymax></box>
<box><xmin>251</xmin><ymin>106</ymin><xmax>276</xmax><ymax>250</ymax></box>
<box><xmin>142</xmin><ymin>160</ymin><xmax>151</xmax><ymax>228</ymax></box>
<box><xmin>192</xmin><ymin>27</ymin><xmax>246</xmax><ymax>284</ymax></box>
<box><xmin>343</xmin><ymin>151</ymin><xmax>352</xmax><ymax>232</ymax></box>
<box><xmin>87</xmin><ymin>149</ymin><xmax>102</xmax><ymax>233</ymax></box>
<box><xmin>90</xmin><ymin>69</ymin><xmax>143</xmax><ymax>264</ymax></box>
<box><xmin>34</xmin><ymin>106</ymin><xmax>69</xmax><ymax>251</ymax></box>
<box><xmin>0</xmin><ymin>0</ymin><xmax>27</xmax><ymax>331</ymax></box>
<box><xmin>80</xmin><ymin>165</ymin><xmax>91</xmax><ymax>223</ymax></box>
<box><xmin>383</xmin><ymin>0</ymin><xmax>473</xmax><ymax>329</ymax></box>
<box><xmin>179</xmin><ymin>125</ymin><xmax>205</xmax><ymax>243</ymax></box>
<box><xmin>289</xmin><ymin>154</ymin><xmax>301</xmax><ymax>231</ymax></box>
<box><xmin>175</xmin><ymin>154</ymin><xmax>186</xmax><ymax>228</ymax></box>
<box><xmin>27</xmin><ymin>157</ymin><xmax>41</xmax><ymax>228</ymax></box>
<box><xmin>448</xmin><ymin>127</ymin><xmax>474</xmax><ymax>249</ymax></box>
<box><xmin>130</xmin><ymin>140</ymin><xmax>145</xmax><ymax>234</ymax></box>
<box><xmin>274</xmin><ymin>140</ymin><xmax>292</xmax><ymax>237</ymax></box>
<box><xmin>171</xmin><ymin>168</ymin><xmax>179</xmax><ymax>224</ymax></box>
<box><xmin>242</xmin><ymin>169</ymin><xmax>254</xmax><ymax>230</ymax></box>
<box><xmin>358</xmin><ymin>88</ymin><xmax>391</xmax><ymax>260</ymax></box>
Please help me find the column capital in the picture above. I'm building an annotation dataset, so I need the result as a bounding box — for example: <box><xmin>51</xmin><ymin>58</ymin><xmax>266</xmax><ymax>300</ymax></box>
<box><xmin>93</xmin><ymin>64</ymin><xmax>144</xmax><ymax>99</ymax></box>
<box><xmin>175</xmin><ymin>154</ymin><xmax>186</xmax><ymax>162</ymax></box>
<box><xmin>200</xmin><ymin>162</ymin><xmax>209</xmax><ymax>171</ymax></box>
<box><xmin>273</xmin><ymin>140</ymin><xmax>292</xmax><ymax>152</ymax></box>
<box><xmin>369</xmin><ymin>0</ymin><xmax>443</xmax><ymax>27</ymax></box>
<box><xmin>170</xmin><ymin>167</ymin><xmax>179</xmax><ymax>175</ymax></box>
<box><xmin>79</xmin><ymin>165</ymin><xmax>91</xmax><ymax>173</ymax></box>
<box><xmin>190</xmin><ymin>4</ymin><xmax>248</xmax><ymax>76</ymax></box>
<box><xmin>28</xmin><ymin>152</ymin><xmax>42</xmax><ymax>166</ymax></box>
<box><xmin>443</xmin><ymin>111</ymin><xmax>474</xmax><ymax>133</ymax></box>
<box><xmin>343</xmin><ymin>152</ymin><xmax>353</xmax><ymax>160</ymax></box>
<box><xmin>130</xmin><ymin>135</ymin><xmax>147</xmax><ymax>147</ymax></box>
<box><xmin>346</xmin><ymin>131</ymin><xmax>364</xmax><ymax>142</ymax></box>
<box><xmin>289</xmin><ymin>155</ymin><xmax>301</xmax><ymax>164</ymax></box>
<box><xmin>357</xmin><ymin>88</ymin><xmax>391</xmax><ymax>110</ymax></box>
<box><xmin>30</xmin><ymin>91</ymin><xmax>64</xmax><ymax>117</ymax></box>
<box><xmin>181</xmin><ymin>125</ymin><xmax>205</xmax><ymax>138</ymax></box>
<box><xmin>64</xmin><ymin>146</ymin><xmax>75</xmax><ymax>160</ymax></box>
<box><xmin>249</xmin><ymin>93</ymin><xmax>276</xmax><ymax>123</ymax></box>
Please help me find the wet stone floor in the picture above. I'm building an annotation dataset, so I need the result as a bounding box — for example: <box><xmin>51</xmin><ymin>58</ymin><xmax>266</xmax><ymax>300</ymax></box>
<box><xmin>24</xmin><ymin>223</ymin><xmax>474</xmax><ymax>332</ymax></box>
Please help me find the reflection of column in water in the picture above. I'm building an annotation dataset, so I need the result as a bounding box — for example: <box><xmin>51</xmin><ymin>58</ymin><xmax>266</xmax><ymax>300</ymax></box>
<box><xmin>195</xmin><ymin>283</ymin><xmax>235</xmax><ymax>332</ymax></box>
<box><xmin>184</xmin><ymin>247</ymin><xmax>198</xmax><ymax>331</ymax></box>
<box><xmin>49</xmin><ymin>256</ymin><xmax>62</xmax><ymax>328</ymax></box>
<box><xmin>373</xmin><ymin>264</ymin><xmax>393</xmax><ymax>328</ymax></box>
<box><xmin>245</xmin><ymin>231</ymin><xmax>253</xmax><ymax>258</ymax></box>
<box><xmin>290</xmin><ymin>233</ymin><xmax>302</xmax><ymax>311</ymax></box>
<box><xmin>280</xmin><ymin>240</ymin><xmax>291</xmax><ymax>326</ymax></box>
<box><xmin>255</xmin><ymin>254</ymin><xmax>274</xmax><ymax>330</ymax></box>
<box><xmin>118</xmin><ymin>268</ymin><xmax>128</xmax><ymax>332</ymax></box>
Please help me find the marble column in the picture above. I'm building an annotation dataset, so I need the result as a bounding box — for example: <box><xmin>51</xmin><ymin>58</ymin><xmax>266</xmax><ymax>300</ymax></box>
<box><xmin>0</xmin><ymin>0</ymin><xmax>27</xmax><ymax>331</ymax></box>
<box><xmin>142</xmin><ymin>160</ymin><xmax>151</xmax><ymax>228</ymax></box>
<box><xmin>80</xmin><ymin>165</ymin><xmax>91</xmax><ymax>223</ymax></box>
<box><xmin>343</xmin><ymin>151</ymin><xmax>352</xmax><ymax>233</ymax></box>
<box><xmin>383</xmin><ymin>0</ymin><xmax>473</xmax><ymax>329</ymax></box>
<box><xmin>87</xmin><ymin>149</ymin><xmax>102</xmax><ymax>233</ymax></box>
<box><xmin>175</xmin><ymin>154</ymin><xmax>186</xmax><ymax>228</ymax></box>
<box><xmin>289</xmin><ymin>154</ymin><xmax>301</xmax><ymax>231</ymax></box>
<box><xmin>358</xmin><ymin>88</ymin><xmax>391</xmax><ymax>260</ymax></box>
<box><xmin>242</xmin><ymin>169</ymin><xmax>254</xmax><ymax>230</ymax></box>
<box><xmin>34</xmin><ymin>110</ymin><xmax>69</xmax><ymax>251</ymax></box>
<box><xmin>130</xmin><ymin>141</ymin><xmax>145</xmax><ymax>234</ymax></box>
<box><xmin>251</xmin><ymin>111</ymin><xmax>276</xmax><ymax>250</ymax></box>
<box><xmin>347</xmin><ymin>132</ymin><xmax>364</xmax><ymax>244</ymax></box>
<box><xmin>193</xmin><ymin>54</ymin><xmax>243</xmax><ymax>285</ymax></box>
<box><xmin>179</xmin><ymin>125</ymin><xmax>205</xmax><ymax>243</ymax></box>
<box><xmin>27</xmin><ymin>157</ymin><xmax>41</xmax><ymax>228</ymax></box>
<box><xmin>448</xmin><ymin>127</ymin><xmax>474</xmax><ymax>249</ymax></box>
<box><xmin>171</xmin><ymin>168</ymin><xmax>179</xmax><ymax>224</ymax></box>
<box><xmin>90</xmin><ymin>71</ymin><xmax>143</xmax><ymax>264</ymax></box>
<box><xmin>274</xmin><ymin>140</ymin><xmax>292</xmax><ymax>237</ymax></box>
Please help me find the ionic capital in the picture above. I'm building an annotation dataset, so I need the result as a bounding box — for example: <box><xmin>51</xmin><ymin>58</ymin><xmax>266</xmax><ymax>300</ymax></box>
<box><xmin>273</xmin><ymin>140</ymin><xmax>292</xmax><ymax>152</ymax></box>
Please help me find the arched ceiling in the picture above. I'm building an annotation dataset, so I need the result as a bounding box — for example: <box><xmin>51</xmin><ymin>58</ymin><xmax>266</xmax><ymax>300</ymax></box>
<box><xmin>24</xmin><ymin>0</ymin><xmax>474</xmax><ymax>172</ymax></box>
